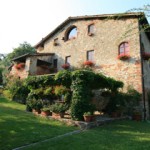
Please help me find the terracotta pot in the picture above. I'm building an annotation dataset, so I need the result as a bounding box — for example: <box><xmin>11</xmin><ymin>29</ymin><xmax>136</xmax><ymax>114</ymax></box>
<box><xmin>41</xmin><ymin>110</ymin><xmax>51</xmax><ymax>116</ymax></box>
<box><xmin>52</xmin><ymin>112</ymin><xmax>65</xmax><ymax>119</ymax></box>
<box><xmin>83</xmin><ymin>115</ymin><xmax>94</xmax><ymax>122</ymax></box>
<box><xmin>132</xmin><ymin>114</ymin><xmax>142</xmax><ymax>121</ymax></box>
<box><xmin>32</xmin><ymin>109</ymin><xmax>41</xmax><ymax>115</ymax></box>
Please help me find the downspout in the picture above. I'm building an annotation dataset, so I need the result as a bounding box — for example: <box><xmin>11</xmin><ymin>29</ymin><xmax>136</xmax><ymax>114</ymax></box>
<box><xmin>138</xmin><ymin>19</ymin><xmax>146</xmax><ymax>120</ymax></box>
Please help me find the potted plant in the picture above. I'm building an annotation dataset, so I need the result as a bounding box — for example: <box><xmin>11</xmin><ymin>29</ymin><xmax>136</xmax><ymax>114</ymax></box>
<box><xmin>111</xmin><ymin>105</ymin><xmax>124</xmax><ymax>118</ymax></box>
<box><xmin>61</xmin><ymin>64</ymin><xmax>70</xmax><ymax>70</ymax></box>
<box><xmin>50</xmin><ymin>103</ymin><xmax>68</xmax><ymax>118</ymax></box>
<box><xmin>83</xmin><ymin>112</ymin><xmax>94</xmax><ymax>122</ymax></box>
<box><xmin>83</xmin><ymin>60</ymin><xmax>94</xmax><ymax>67</ymax></box>
<box><xmin>132</xmin><ymin>110</ymin><xmax>142</xmax><ymax>121</ymax></box>
<box><xmin>41</xmin><ymin>107</ymin><xmax>51</xmax><ymax>116</ymax></box>
<box><xmin>142</xmin><ymin>52</ymin><xmax>150</xmax><ymax>60</ymax></box>
<box><xmin>28</xmin><ymin>99</ymin><xmax>43</xmax><ymax>115</ymax></box>
<box><xmin>117</xmin><ymin>54</ymin><xmax>130</xmax><ymax>60</ymax></box>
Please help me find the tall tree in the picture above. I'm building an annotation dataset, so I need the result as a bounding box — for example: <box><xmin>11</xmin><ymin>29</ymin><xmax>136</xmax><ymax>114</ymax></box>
<box><xmin>7</xmin><ymin>41</ymin><xmax>35</xmax><ymax>61</ymax></box>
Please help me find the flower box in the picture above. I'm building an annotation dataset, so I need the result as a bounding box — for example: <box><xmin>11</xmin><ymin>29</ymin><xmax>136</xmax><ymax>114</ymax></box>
<box><xmin>83</xmin><ymin>61</ymin><xmax>94</xmax><ymax>67</ymax></box>
<box><xmin>142</xmin><ymin>52</ymin><xmax>150</xmax><ymax>60</ymax></box>
<box><xmin>61</xmin><ymin>64</ymin><xmax>70</xmax><ymax>70</ymax></box>
<box><xmin>117</xmin><ymin>54</ymin><xmax>130</xmax><ymax>60</ymax></box>
<box><xmin>15</xmin><ymin>63</ymin><xmax>25</xmax><ymax>69</ymax></box>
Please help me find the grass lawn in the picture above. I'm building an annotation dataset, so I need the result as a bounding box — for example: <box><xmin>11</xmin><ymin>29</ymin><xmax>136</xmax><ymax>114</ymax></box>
<box><xmin>0</xmin><ymin>97</ymin><xmax>76</xmax><ymax>150</ymax></box>
<box><xmin>24</xmin><ymin>121</ymin><xmax>150</xmax><ymax>150</ymax></box>
<box><xmin>1</xmin><ymin>97</ymin><xmax>150</xmax><ymax>150</ymax></box>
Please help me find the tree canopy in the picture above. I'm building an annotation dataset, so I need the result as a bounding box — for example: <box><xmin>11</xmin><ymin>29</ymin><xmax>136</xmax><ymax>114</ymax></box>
<box><xmin>0</xmin><ymin>42</ymin><xmax>35</xmax><ymax>84</ymax></box>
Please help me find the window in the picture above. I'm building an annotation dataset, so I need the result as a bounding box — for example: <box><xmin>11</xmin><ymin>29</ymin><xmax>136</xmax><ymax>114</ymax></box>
<box><xmin>65</xmin><ymin>26</ymin><xmax>77</xmax><ymax>41</ymax></box>
<box><xmin>88</xmin><ymin>24</ymin><xmax>94</xmax><ymax>35</ymax></box>
<box><xmin>87</xmin><ymin>50</ymin><xmax>94</xmax><ymax>61</ymax></box>
<box><xmin>53</xmin><ymin>59</ymin><xmax>58</xmax><ymax>68</ymax></box>
<box><xmin>54</xmin><ymin>38</ymin><xmax>59</xmax><ymax>46</ymax></box>
<box><xmin>65</xmin><ymin>56</ymin><xmax>71</xmax><ymax>65</ymax></box>
<box><xmin>119</xmin><ymin>42</ymin><xmax>129</xmax><ymax>55</ymax></box>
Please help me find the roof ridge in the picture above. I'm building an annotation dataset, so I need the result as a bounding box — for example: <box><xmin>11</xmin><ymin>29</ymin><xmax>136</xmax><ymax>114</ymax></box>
<box><xmin>34</xmin><ymin>12</ymin><xmax>145</xmax><ymax>48</ymax></box>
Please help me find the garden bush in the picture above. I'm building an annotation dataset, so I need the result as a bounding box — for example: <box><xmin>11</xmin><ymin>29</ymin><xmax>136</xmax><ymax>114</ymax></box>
<box><xmin>50</xmin><ymin>103</ymin><xmax>68</xmax><ymax>113</ymax></box>
<box><xmin>24</xmin><ymin>75</ymin><xmax>55</xmax><ymax>90</ymax></box>
<box><xmin>3</xmin><ymin>76</ymin><xmax>29</xmax><ymax>103</ymax></box>
<box><xmin>4</xmin><ymin>68</ymin><xmax>124</xmax><ymax>120</ymax></box>
<box><xmin>55</xmin><ymin>70</ymin><xmax>71</xmax><ymax>88</ymax></box>
<box><xmin>3</xmin><ymin>90</ymin><xmax>12</xmax><ymax>99</ymax></box>
<box><xmin>26</xmin><ymin>98</ymin><xmax>43</xmax><ymax>110</ymax></box>
<box><xmin>104</xmin><ymin>87</ymin><xmax>141</xmax><ymax>116</ymax></box>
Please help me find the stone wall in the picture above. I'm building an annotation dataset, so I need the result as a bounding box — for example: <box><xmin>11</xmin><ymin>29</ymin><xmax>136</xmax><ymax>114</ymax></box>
<box><xmin>10</xmin><ymin>55</ymin><xmax>53</xmax><ymax>78</ymax></box>
<box><xmin>141</xmin><ymin>32</ymin><xmax>150</xmax><ymax>118</ymax></box>
<box><xmin>36</xmin><ymin>17</ymin><xmax>142</xmax><ymax>92</ymax></box>
<box><xmin>10</xmin><ymin>65</ymin><xmax>29</xmax><ymax>79</ymax></box>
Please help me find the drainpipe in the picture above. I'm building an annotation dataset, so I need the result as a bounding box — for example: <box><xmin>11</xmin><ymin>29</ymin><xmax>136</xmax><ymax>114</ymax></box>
<box><xmin>138</xmin><ymin>20</ymin><xmax>146</xmax><ymax>121</ymax></box>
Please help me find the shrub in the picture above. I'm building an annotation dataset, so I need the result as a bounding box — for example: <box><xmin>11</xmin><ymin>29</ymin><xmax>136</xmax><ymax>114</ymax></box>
<box><xmin>84</xmin><ymin>112</ymin><xmax>93</xmax><ymax>116</ymax></box>
<box><xmin>54</xmin><ymin>85</ymin><xmax>69</xmax><ymax>96</ymax></box>
<box><xmin>50</xmin><ymin>103</ymin><xmax>68</xmax><ymax>113</ymax></box>
<box><xmin>27</xmin><ymin>98</ymin><xmax>43</xmax><ymax>110</ymax></box>
<box><xmin>55</xmin><ymin>70</ymin><xmax>71</xmax><ymax>88</ymax></box>
<box><xmin>70</xmin><ymin>70</ymin><xmax>95</xmax><ymax>120</ymax></box>
<box><xmin>44</xmin><ymin>87</ymin><xmax>53</xmax><ymax>95</ymax></box>
<box><xmin>104</xmin><ymin>88</ymin><xmax>141</xmax><ymax>116</ymax></box>
<box><xmin>41</xmin><ymin>106</ymin><xmax>51</xmax><ymax>111</ymax></box>
<box><xmin>3</xmin><ymin>76</ymin><xmax>29</xmax><ymax>103</ymax></box>
<box><xmin>0</xmin><ymin>88</ymin><xmax>3</xmax><ymax>96</ymax></box>
<box><xmin>24</xmin><ymin>75</ymin><xmax>55</xmax><ymax>90</ymax></box>
<box><xmin>3</xmin><ymin>90</ymin><xmax>12</xmax><ymax>100</ymax></box>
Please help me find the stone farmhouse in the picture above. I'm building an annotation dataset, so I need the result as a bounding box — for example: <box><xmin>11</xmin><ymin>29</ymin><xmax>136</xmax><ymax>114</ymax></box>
<box><xmin>10</xmin><ymin>12</ymin><xmax>150</xmax><ymax>118</ymax></box>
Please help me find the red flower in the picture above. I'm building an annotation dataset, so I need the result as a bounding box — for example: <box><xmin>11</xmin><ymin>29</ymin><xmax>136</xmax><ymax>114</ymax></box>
<box><xmin>83</xmin><ymin>61</ymin><xmax>94</xmax><ymax>67</ymax></box>
<box><xmin>117</xmin><ymin>54</ymin><xmax>130</xmax><ymax>60</ymax></box>
<box><xmin>61</xmin><ymin>64</ymin><xmax>70</xmax><ymax>69</ymax></box>
<box><xmin>15</xmin><ymin>63</ymin><xmax>25</xmax><ymax>69</ymax></box>
<box><xmin>142</xmin><ymin>52</ymin><xmax>150</xmax><ymax>60</ymax></box>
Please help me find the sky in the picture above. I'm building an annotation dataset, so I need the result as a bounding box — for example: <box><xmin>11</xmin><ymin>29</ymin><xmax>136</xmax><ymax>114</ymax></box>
<box><xmin>0</xmin><ymin>0</ymin><xmax>150</xmax><ymax>54</ymax></box>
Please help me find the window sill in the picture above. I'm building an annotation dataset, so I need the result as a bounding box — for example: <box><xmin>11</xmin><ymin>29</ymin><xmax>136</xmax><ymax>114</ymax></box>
<box><xmin>117</xmin><ymin>54</ymin><xmax>130</xmax><ymax>60</ymax></box>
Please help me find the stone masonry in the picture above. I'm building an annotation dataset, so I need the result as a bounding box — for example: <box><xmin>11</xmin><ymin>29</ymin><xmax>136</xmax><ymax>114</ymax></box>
<box><xmin>37</xmin><ymin>15</ymin><xmax>142</xmax><ymax>92</ymax></box>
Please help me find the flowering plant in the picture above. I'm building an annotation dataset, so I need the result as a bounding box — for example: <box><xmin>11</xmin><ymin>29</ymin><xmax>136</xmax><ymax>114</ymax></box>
<box><xmin>83</xmin><ymin>60</ymin><xmax>94</xmax><ymax>67</ymax></box>
<box><xmin>142</xmin><ymin>52</ymin><xmax>150</xmax><ymax>60</ymax></box>
<box><xmin>61</xmin><ymin>63</ymin><xmax>70</xmax><ymax>69</ymax></box>
<box><xmin>117</xmin><ymin>54</ymin><xmax>130</xmax><ymax>60</ymax></box>
<box><xmin>15</xmin><ymin>63</ymin><xmax>25</xmax><ymax>69</ymax></box>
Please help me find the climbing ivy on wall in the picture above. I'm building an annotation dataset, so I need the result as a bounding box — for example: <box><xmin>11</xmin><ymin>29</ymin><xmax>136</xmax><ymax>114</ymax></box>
<box><xmin>70</xmin><ymin>70</ymin><xmax>123</xmax><ymax>120</ymax></box>
<box><xmin>70</xmin><ymin>70</ymin><xmax>95</xmax><ymax>120</ymax></box>
<box><xmin>11</xmin><ymin>69</ymin><xmax>123</xmax><ymax>120</ymax></box>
